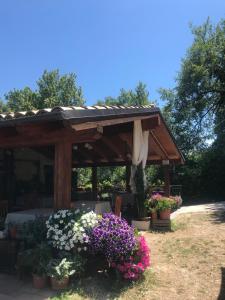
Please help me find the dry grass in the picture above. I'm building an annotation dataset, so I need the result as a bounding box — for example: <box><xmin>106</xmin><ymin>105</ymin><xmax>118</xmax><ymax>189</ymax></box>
<box><xmin>51</xmin><ymin>212</ymin><xmax>225</xmax><ymax>300</ymax></box>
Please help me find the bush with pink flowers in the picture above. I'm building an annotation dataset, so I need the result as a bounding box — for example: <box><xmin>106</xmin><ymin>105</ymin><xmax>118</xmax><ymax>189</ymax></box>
<box><xmin>111</xmin><ymin>235</ymin><xmax>150</xmax><ymax>280</ymax></box>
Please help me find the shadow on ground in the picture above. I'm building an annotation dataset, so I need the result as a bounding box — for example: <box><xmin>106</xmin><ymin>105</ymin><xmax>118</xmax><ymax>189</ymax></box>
<box><xmin>211</xmin><ymin>210</ymin><xmax>225</xmax><ymax>224</ymax></box>
<box><xmin>218</xmin><ymin>268</ymin><xmax>225</xmax><ymax>300</ymax></box>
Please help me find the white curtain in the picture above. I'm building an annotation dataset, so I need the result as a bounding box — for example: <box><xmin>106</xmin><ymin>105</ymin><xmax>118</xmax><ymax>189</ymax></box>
<box><xmin>130</xmin><ymin>120</ymin><xmax>149</xmax><ymax>193</ymax></box>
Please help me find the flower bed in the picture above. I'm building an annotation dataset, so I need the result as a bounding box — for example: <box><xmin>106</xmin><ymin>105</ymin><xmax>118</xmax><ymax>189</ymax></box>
<box><xmin>18</xmin><ymin>209</ymin><xmax>151</xmax><ymax>289</ymax></box>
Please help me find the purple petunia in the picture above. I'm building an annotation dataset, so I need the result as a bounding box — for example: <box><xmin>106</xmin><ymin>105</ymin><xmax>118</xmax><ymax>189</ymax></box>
<box><xmin>89</xmin><ymin>213</ymin><xmax>137</xmax><ymax>262</ymax></box>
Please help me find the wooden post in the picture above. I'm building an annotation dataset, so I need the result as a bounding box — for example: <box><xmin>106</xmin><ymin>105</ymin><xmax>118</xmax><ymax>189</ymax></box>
<box><xmin>3</xmin><ymin>149</ymin><xmax>15</xmax><ymax>212</ymax></box>
<box><xmin>92</xmin><ymin>166</ymin><xmax>98</xmax><ymax>201</ymax></box>
<box><xmin>125</xmin><ymin>165</ymin><xmax>131</xmax><ymax>192</ymax></box>
<box><xmin>54</xmin><ymin>142</ymin><xmax>72</xmax><ymax>209</ymax></box>
<box><xmin>163</xmin><ymin>165</ymin><xmax>170</xmax><ymax>197</ymax></box>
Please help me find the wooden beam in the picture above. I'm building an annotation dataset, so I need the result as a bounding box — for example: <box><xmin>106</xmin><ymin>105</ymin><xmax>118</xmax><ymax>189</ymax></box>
<box><xmin>71</xmin><ymin>114</ymin><xmax>160</xmax><ymax>131</ymax></box>
<box><xmin>54</xmin><ymin>142</ymin><xmax>72</xmax><ymax>209</ymax></box>
<box><xmin>0</xmin><ymin>127</ymin><xmax>17</xmax><ymax>138</ymax></box>
<box><xmin>0</xmin><ymin>128</ymin><xmax>102</xmax><ymax>148</ymax></box>
<box><xmin>142</xmin><ymin>114</ymin><xmax>160</xmax><ymax>130</ymax></box>
<box><xmin>150</xmin><ymin>130</ymin><xmax>169</xmax><ymax>159</ymax></box>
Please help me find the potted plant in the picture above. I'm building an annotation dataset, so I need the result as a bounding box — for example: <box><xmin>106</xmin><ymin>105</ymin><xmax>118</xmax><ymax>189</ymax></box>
<box><xmin>145</xmin><ymin>194</ymin><xmax>162</xmax><ymax>220</ymax></box>
<box><xmin>131</xmin><ymin>164</ymin><xmax>150</xmax><ymax>231</ymax></box>
<box><xmin>47</xmin><ymin>257</ymin><xmax>76</xmax><ymax>290</ymax></box>
<box><xmin>17</xmin><ymin>242</ymin><xmax>52</xmax><ymax>288</ymax></box>
<box><xmin>31</xmin><ymin>243</ymin><xmax>52</xmax><ymax>289</ymax></box>
<box><xmin>156</xmin><ymin>198</ymin><xmax>176</xmax><ymax>220</ymax></box>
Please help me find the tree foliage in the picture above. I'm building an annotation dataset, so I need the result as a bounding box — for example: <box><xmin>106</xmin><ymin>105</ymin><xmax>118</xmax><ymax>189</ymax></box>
<box><xmin>3</xmin><ymin>70</ymin><xmax>84</xmax><ymax>112</ymax></box>
<box><xmin>160</xmin><ymin>18</ymin><xmax>225</xmax><ymax>199</ymax></box>
<box><xmin>160</xmin><ymin>18</ymin><xmax>225</xmax><ymax>153</ymax></box>
<box><xmin>97</xmin><ymin>82</ymin><xmax>151</xmax><ymax>106</ymax></box>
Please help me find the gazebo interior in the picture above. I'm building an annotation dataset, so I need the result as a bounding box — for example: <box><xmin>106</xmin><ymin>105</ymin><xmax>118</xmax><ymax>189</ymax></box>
<box><xmin>0</xmin><ymin>105</ymin><xmax>183</xmax><ymax>219</ymax></box>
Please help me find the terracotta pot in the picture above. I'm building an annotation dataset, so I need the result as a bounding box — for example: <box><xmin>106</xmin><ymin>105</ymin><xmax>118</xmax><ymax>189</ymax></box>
<box><xmin>159</xmin><ymin>209</ymin><xmax>171</xmax><ymax>220</ymax></box>
<box><xmin>50</xmin><ymin>277</ymin><xmax>69</xmax><ymax>290</ymax></box>
<box><xmin>9</xmin><ymin>227</ymin><xmax>17</xmax><ymax>239</ymax></box>
<box><xmin>151</xmin><ymin>211</ymin><xmax>158</xmax><ymax>220</ymax></box>
<box><xmin>32</xmin><ymin>274</ymin><xmax>47</xmax><ymax>289</ymax></box>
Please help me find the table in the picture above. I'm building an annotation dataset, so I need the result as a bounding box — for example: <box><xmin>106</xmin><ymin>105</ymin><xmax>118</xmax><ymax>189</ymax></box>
<box><xmin>74</xmin><ymin>201</ymin><xmax>111</xmax><ymax>215</ymax></box>
<box><xmin>5</xmin><ymin>208</ymin><xmax>53</xmax><ymax>227</ymax></box>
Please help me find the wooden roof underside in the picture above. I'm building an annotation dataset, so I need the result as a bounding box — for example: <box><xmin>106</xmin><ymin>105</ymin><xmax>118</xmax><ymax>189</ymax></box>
<box><xmin>0</xmin><ymin>105</ymin><xmax>184</xmax><ymax>166</ymax></box>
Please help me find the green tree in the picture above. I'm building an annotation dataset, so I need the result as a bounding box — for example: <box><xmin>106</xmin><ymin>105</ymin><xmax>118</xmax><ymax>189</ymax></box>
<box><xmin>160</xmin><ymin>18</ymin><xmax>225</xmax><ymax>153</ymax></box>
<box><xmin>5</xmin><ymin>70</ymin><xmax>84</xmax><ymax>112</ymax></box>
<box><xmin>160</xmin><ymin>18</ymin><xmax>225</xmax><ymax>199</ymax></box>
<box><xmin>0</xmin><ymin>99</ymin><xmax>9</xmax><ymax>113</ymax></box>
<box><xmin>96</xmin><ymin>82</ymin><xmax>151</xmax><ymax>106</ymax></box>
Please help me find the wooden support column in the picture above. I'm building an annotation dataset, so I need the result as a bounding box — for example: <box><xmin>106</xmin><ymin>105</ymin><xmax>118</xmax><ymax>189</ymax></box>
<box><xmin>92</xmin><ymin>166</ymin><xmax>98</xmax><ymax>201</ymax></box>
<box><xmin>125</xmin><ymin>165</ymin><xmax>131</xmax><ymax>192</ymax></box>
<box><xmin>163</xmin><ymin>165</ymin><xmax>170</xmax><ymax>197</ymax></box>
<box><xmin>54</xmin><ymin>142</ymin><xmax>72</xmax><ymax>209</ymax></box>
<box><xmin>3</xmin><ymin>149</ymin><xmax>15</xmax><ymax>211</ymax></box>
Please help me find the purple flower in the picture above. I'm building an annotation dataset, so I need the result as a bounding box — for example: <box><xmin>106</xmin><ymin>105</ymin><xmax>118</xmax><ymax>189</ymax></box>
<box><xmin>90</xmin><ymin>213</ymin><xmax>137</xmax><ymax>262</ymax></box>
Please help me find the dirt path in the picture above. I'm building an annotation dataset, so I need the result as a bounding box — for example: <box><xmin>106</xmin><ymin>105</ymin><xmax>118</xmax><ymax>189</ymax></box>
<box><xmin>171</xmin><ymin>201</ymin><xmax>225</xmax><ymax>219</ymax></box>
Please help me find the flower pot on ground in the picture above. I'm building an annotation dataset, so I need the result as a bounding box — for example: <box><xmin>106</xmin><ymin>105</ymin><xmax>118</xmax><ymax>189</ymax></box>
<box><xmin>50</xmin><ymin>276</ymin><xmax>69</xmax><ymax>290</ymax></box>
<box><xmin>47</xmin><ymin>257</ymin><xmax>77</xmax><ymax>291</ymax></box>
<box><xmin>151</xmin><ymin>210</ymin><xmax>158</xmax><ymax>220</ymax></box>
<box><xmin>16</xmin><ymin>242</ymin><xmax>52</xmax><ymax>283</ymax></box>
<box><xmin>159</xmin><ymin>209</ymin><xmax>171</xmax><ymax>220</ymax></box>
<box><xmin>32</xmin><ymin>274</ymin><xmax>47</xmax><ymax>289</ymax></box>
<box><xmin>156</xmin><ymin>198</ymin><xmax>176</xmax><ymax>220</ymax></box>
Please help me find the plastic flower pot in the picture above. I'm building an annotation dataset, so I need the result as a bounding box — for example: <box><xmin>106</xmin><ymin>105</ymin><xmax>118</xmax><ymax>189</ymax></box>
<box><xmin>32</xmin><ymin>274</ymin><xmax>47</xmax><ymax>289</ymax></box>
<box><xmin>50</xmin><ymin>277</ymin><xmax>69</xmax><ymax>290</ymax></box>
<box><xmin>159</xmin><ymin>209</ymin><xmax>171</xmax><ymax>220</ymax></box>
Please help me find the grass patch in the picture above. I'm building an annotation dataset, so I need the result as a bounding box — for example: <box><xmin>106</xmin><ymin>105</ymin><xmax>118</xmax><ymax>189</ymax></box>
<box><xmin>49</xmin><ymin>269</ymin><xmax>157</xmax><ymax>300</ymax></box>
<box><xmin>171</xmin><ymin>219</ymin><xmax>187</xmax><ymax>231</ymax></box>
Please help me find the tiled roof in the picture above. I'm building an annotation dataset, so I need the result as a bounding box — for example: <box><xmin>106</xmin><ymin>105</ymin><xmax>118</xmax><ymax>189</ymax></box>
<box><xmin>0</xmin><ymin>104</ymin><xmax>155</xmax><ymax>121</ymax></box>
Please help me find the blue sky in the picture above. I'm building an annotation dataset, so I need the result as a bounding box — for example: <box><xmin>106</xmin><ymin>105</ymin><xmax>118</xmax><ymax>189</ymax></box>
<box><xmin>0</xmin><ymin>0</ymin><xmax>224</xmax><ymax>106</ymax></box>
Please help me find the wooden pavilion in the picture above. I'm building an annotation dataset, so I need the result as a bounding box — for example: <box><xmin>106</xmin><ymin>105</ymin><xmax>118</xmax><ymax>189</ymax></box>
<box><xmin>0</xmin><ymin>105</ymin><xmax>184</xmax><ymax>212</ymax></box>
